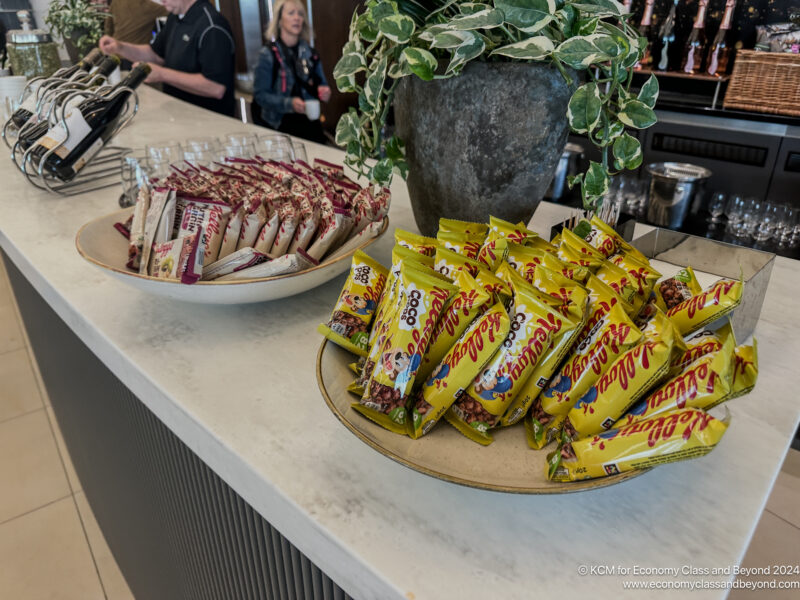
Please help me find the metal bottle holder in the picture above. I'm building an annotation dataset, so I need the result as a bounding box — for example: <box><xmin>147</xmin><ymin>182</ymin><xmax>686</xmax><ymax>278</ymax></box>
<box><xmin>3</xmin><ymin>82</ymin><xmax>138</xmax><ymax>196</ymax></box>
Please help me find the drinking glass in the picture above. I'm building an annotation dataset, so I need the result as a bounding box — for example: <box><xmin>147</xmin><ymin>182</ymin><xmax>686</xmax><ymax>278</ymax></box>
<box><xmin>119</xmin><ymin>151</ymin><xmax>146</xmax><ymax>207</ymax></box>
<box><xmin>741</xmin><ymin>197</ymin><xmax>762</xmax><ymax>238</ymax></box>
<box><xmin>145</xmin><ymin>142</ymin><xmax>183</xmax><ymax>178</ymax></box>
<box><xmin>292</xmin><ymin>141</ymin><xmax>308</xmax><ymax>164</ymax></box>
<box><xmin>725</xmin><ymin>195</ymin><xmax>746</xmax><ymax>235</ymax></box>
<box><xmin>219</xmin><ymin>142</ymin><xmax>256</xmax><ymax>160</ymax></box>
<box><xmin>754</xmin><ymin>202</ymin><xmax>787</xmax><ymax>243</ymax></box>
<box><xmin>256</xmin><ymin>134</ymin><xmax>293</xmax><ymax>161</ymax></box>
<box><xmin>778</xmin><ymin>206</ymin><xmax>800</xmax><ymax>247</ymax></box>
<box><xmin>183</xmin><ymin>148</ymin><xmax>216</xmax><ymax>168</ymax></box>
<box><xmin>707</xmin><ymin>192</ymin><xmax>726</xmax><ymax>224</ymax></box>
<box><xmin>225</xmin><ymin>131</ymin><xmax>258</xmax><ymax>148</ymax></box>
<box><xmin>185</xmin><ymin>137</ymin><xmax>220</xmax><ymax>152</ymax></box>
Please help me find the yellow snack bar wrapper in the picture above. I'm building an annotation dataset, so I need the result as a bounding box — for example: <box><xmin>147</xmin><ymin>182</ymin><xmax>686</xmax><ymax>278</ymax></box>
<box><xmin>394</xmin><ymin>229</ymin><xmax>438</xmax><ymax>256</ymax></box>
<box><xmin>655</xmin><ymin>266</ymin><xmax>702</xmax><ymax>312</ymax></box>
<box><xmin>562</xmin><ymin>228</ymin><xmax>606</xmax><ymax>262</ymax></box>
<box><xmin>525</xmin><ymin>303</ymin><xmax>643</xmax><ymax>448</ymax></box>
<box><xmin>434</xmin><ymin>245</ymin><xmax>483</xmax><ymax>279</ymax></box>
<box><xmin>438</xmin><ymin>218</ymin><xmax>489</xmax><ymax>237</ymax></box>
<box><xmin>506</xmin><ymin>242</ymin><xmax>589</xmax><ymax>284</ymax></box>
<box><xmin>616</xmin><ymin>333</ymin><xmax>734</xmax><ymax>428</ymax></box>
<box><xmin>318</xmin><ymin>251</ymin><xmax>389</xmax><ymax>356</ymax></box>
<box><xmin>354</xmin><ymin>264</ymin><xmax>458</xmax><ymax>434</ymax></box>
<box><xmin>526</xmin><ymin>234</ymin><xmax>560</xmax><ymax>255</ymax></box>
<box><xmin>576</xmin><ymin>274</ymin><xmax>635</xmax><ymax>344</ymax></box>
<box><xmin>476</xmin><ymin>231</ymin><xmax>509</xmax><ymax>271</ymax></box>
<box><xmin>489</xmin><ymin>216</ymin><xmax>538</xmax><ymax>245</ymax></box>
<box><xmin>409</xmin><ymin>302</ymin><xmax>510</xmax><ymax>439</ymax></box>
<box><xmin>594</xmin><ymin>260</ymin><xmax>638</xmax><ymax>307</ymax></box>
<box><xmin>577</xmin><ymin>216</ymin><xmax>618</xmax><ymax>257</ymax></box>
<box><xmin>666</xmin><ymin>278</ymin><xmax>743</xmax><ymax>337</ymax></box>
<box><xmin>670</xmin><ymin>322</ymin><xmax>733</xmax><ymax>376</ymax></box>
<box><xmin>730</xmin><ymin>339</ymin><xmax>758</xmax><ymax>399</ymax></box>
<box><xmin>436</xmin><ymin>229</ymin><xmax>484</xmax><ymax>259</ymax></box>
<box><xmin>563</xmin><ymin>314</ymin><xmax>675</xmax><ymax>440</ymax></box>
<box><xmin>642</xmin><ymin>307</ymin><xmax>687</xmax><ymax>365</ymax></box>
<box><xmin>609</xmin><ymin>251</ymin><xmax>662</xmax><ymax>306</ymax></box>
<box><xmin>550</xmin><ymin>232</ymin><xmax>562</xmax><ymax>246</ymax></box>
<box><xmin>547</xmin><ymin>407</ymin><xmax>729</xmax><ymax>482</ymax></box>
<box><xmin>444</xmin><ymin>275</ymin><xmax>567</xmax><ymax>444</ymax></box>
<box><xmin>417</xmin><ymin>270</ymin><xmax>492</xmax><ymax>383</ymax></box>
<box><xmin>497</xmin><ymin>265</ymin><xmax>588</xmax><ymax>426</ymax></box>
<box><xmin>475</xmin><ymin>268</ymin><xmax>513</xmax><ymax>307</ymax></box>
<box><xmin>557</xmin><ymin>238</ymin><xmax>605</xmax><ymax>272</ymax></box>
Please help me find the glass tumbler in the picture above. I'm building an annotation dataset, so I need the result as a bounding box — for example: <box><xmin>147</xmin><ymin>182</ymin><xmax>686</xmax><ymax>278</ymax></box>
<box><xmin>145</xmin><ymin>143</ymin><xmax>183</xmax><ymax>179</ymax></box>
<box><xmin>292</xmin><ymin>141</ymin><xmax>308</xmax><ymax>164</ymax></box>
<box><xmin>707</xmin><ymin>192</ymin><xmax>726</xmax><ymax>224</ymax></box>
<box><xmin>725</xmin><ymin>195</ymin><xmax>746</xmax><ymax>236</ymax></box>
<box><xmin>754</xmin><ymin>202</ymin><xmax>787</xmax><ymax>243</ymax></box>
<box><xmin>740</xmin><ymin>198</ymin><xmax>762</xmax><ymax>238</ymax></box>
<box><xmin>256</xmin><ymin>134</ymin><xmax>294</xmax><ymax>162</ymax></box>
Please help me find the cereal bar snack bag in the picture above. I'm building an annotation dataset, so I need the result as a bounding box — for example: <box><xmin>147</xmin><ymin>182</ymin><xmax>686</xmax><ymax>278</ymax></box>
<box><xmin>476</xmin><ymin>231</ymin><xmax>510</xmax><ymax>271</ymax></box>
<box><xmin>547</xmin><ymin>407</ymin><xmax>729</xmax><ymax>482</ymax></box>
<box><xmin>576</xmin><ymin>275</ymin><xmax>635</xmax><ymax>344</ymax></box>
<box><xmin>318</xmin><ymin>251</ymin><xmax>389</xmax><ymax>356</ymax></box>
<box><xmin>353</xmin><ymin>265</ymin><xmax>458</xmax><ymax>434</ymax></box>
<box><xmin>395</xmin><ymin>229</ymin><xmax>438</xmax><ymax>256</ymax></box>
<box><xmin>127</xmin><ymin>184</ymin><xmax>151</xmax><ymax>270</ymax></box>
<box><xmin>559</xmin><ymin>228</ymin><xmax>606</xmax><ymax>270</ymax></box>
<box><xmin>562</xmin><ymin>311</ymin><xmax>676</xmax><ymax>440</ymax></box>
<box><xmin>409</xmin><ymin>302</ymin><xmax>510</xmax><ymax>439</ymax></box>
<box><xmin>489</xmin><ymin>216</ymin><xmax>538</xmax><ymax>245</ymax></box>
<box><xmin>608</xmin><ymin>250</ymin><xmax>662</xmax><ymax>314</ymax></box>
<box><xmin>666</xmin><ymin>278</ymin><xmax>743</xmax><ymax>337</ymax></box>
<box><xmin>616</xmin><ymin>333</ymin><xmax>734</xmax><ymax>428</ymax></box>
<box><xmin>500</xmin><ymin>265</ymin><xmax>589</xmax><ymax>426</ymax></box>
<box><xmin>438</xmin><ymin>218</ymin><xmax>489</xmax><ymax>237</ymax></box>
<box><xmin>594</xmin><ymin>260</ymin><xmax>639</xmax><ymax>309</ymax></box>
<box><xmin>434</xmin><ymin>245</ymin><xmax>483</xmax><ymax>278</ymax></box>
<box><xmin>670</xmin><ymin>322</ymin><xmax>733</xmax><ymax>376</ymax></box>
<box><xmin>417</xmin><ymin>270</ymin><xmax>492</xmax><ymax>383</ymax></box>
<box><xmin>730</xmin><ymin>339</ymin><xmax>758</xmax><ymax>399</ymax></box>
<box><xmin>506</xmin><ymin>242</ymin><xmax>589</xmax><ymax>284</ymax></box>
<box><xmin>436</xmin><ymin>229</ymin><xmax>484</xmax><ymax>259</ymax></box>
<box><xmin>474</xmin><ymin>268</ymin><xmax>513</xmax><ymax>307</ymax></box>
<box><xmin>655</xmin><ymin>267</ymin><xmax>702</xmax><ymax>312</ymax></box>
<box><xmin>444</xmin><ymin>273</ymin><xmax>566</xmax><ymax>444</ymax></box>
<box><xmin>525</xmin><ymin>302</ymin><xmax>643</xmax><ymax>449</ymax></box>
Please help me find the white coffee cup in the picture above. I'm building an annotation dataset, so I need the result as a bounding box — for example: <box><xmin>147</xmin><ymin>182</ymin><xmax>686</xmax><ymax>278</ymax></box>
<box><xmin>304</xmin><ymin>99</ymin><xmax>320</xmax><ymax>121</ymax></box>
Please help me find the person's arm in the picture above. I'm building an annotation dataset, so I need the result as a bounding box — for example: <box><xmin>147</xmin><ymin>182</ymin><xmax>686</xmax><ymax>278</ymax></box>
<box><xmin>145</xmin><ymin>64</ymin><xmax>225</xmax><ymax>99</ymax></box>
<box><xmin>253</xmin><ymin>46</ymin><xmax>296</xmax><ymax>116</ymax></box>
<box><xmin>312</xmin><ymin>52</ymin><xmax>331</xmax><ymax>102</ymax></box>
<box><xmin>99</xmin><ymin>35</ymin><xmax>164</xmax><ymax>65</ymax></box>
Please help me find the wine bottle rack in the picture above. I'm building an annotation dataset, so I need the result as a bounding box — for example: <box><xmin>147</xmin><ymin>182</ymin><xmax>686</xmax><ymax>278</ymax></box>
<box><xmin>2</xmin><ymin>83</ymin><xmax>139</xmax><ymax>196</ymax></box>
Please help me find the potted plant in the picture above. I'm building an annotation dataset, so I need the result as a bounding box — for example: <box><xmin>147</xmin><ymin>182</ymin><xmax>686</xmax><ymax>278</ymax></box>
<box><xmin>333</xmin><ymin>0</ymin><xmax>659</xmax><ymax>234</ymax></box>
<box><xmin>46</xmin><ymin>0</ymin><xmax>109</xmax><ymax>63</ymax></box>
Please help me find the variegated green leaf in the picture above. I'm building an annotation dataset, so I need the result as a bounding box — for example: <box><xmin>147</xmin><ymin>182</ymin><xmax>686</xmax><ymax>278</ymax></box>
<box><xmin>402</xmin><ymin>47</ymin><xmax>437</xmax><ymax>80</ymax></box>
<box><xmin>576</xmin><ymin>17</ymin><xmax>599</xmax><ymax>36</ymax></box>
<box><xmin>612</xmin><ymin>133</ymin><xmax>642</xmax><ymax>170</ymax></box>
<box><xmin>583</xmin><ymin>161</ymin><xmax>610</xmax><ymax>198</ymax></box>
<box><xmin>335</xmin><ymin>110</ymin><xmax>360</xmax><ymax>146</ymax></box>
<box><xmin>567</xmin><ymin>82</ymin><xmax>602</xmax><ymax>134</ymax></box>
<box><xmin>333</xmin><ymin>53</ymin><xmax>367</xmax><ymax>79</ymax></box>
<box><xmin>378</xmin><ymin>14</ymin><xmax>415</xmax><ymax>43</ymax></box>
<box><xmin>432</xmin><ymin>29</ymin><xmax>478</xmax><ymax>49</ymax></box>
<box><xmin>553</xmin><ymin>34</ymin><xmax>611</xmax><ymax>69</ymax></box>
<box><xmin>444</xmin><ymin>8</ymin><xmax>505</xmax><ymax>30</ymax></box>
<box><xmin>490</xmin><ymin>35</ymin><xmax>554</xmax><ymax>59</ymax></box>
<box><xmin>638</xmin><ymin>74</ymin><xmax>659</xmax><ymax>108</ymax></box>
<box><xmin>460</xmin><ymin>3</ymin><xmax>492</xmax><ymax>15</ymax></box>
<box><xmin>335</xmin><ymin>74</ymin><xmax>357</xmax><ymax>93</ymax></box>
<box><xmin>364</xmin><ymin>57</ymin><xmax>387</xmax><ymax>107</ymax></box>
<box><xmin>371</xmin><ymin>158</ymin><xmax>394</xmax><ymax>186</ymax></box>
<box><xmin>388</xmin><ymin>55</ymin><xmax>413</xmax><ymax>78</ymax></box>
<box><xmin>597</xmin><ymin>119</ymin><xmax>625</xmax><ymax>144</ymax></box>
<box><xmin>617</xmin><ymin>98</ymin><xmax>657</xmax><ymax>129</ymax></box>
<box><xmin>569</xmin><ymin>0</ymin><xmax>625</xmax><ymax>17</ymax></box>
<box><xmin>369</xmin><ymin>1</ymin><xmax>398</xmax><ymax>23</ymax></box>
<box><xmin>495</xmin><ymin>0</ymin><xmax>556</xmax><ymax>34</ymax></box>
<box><xmin>445</xmin><ymin>34</ymin><xmax>486</xmax><ymax>74</ymax></box>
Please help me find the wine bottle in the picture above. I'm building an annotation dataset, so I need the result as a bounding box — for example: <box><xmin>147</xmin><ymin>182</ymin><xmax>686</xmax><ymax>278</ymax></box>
<box><xmin>30</xmin><ymin>63</ymin><xmax>150</xmax><ymax>181</ymax></box>
<box><xmin>706</xmin><ymin>0</ymin><xmax>737</xmax><ymax>76</ymax></box>
<box><xmin>15</xmin><ymin>55</ymin><xmax>122</xmax><ymax>145</ymax></box>
<box><xmin>681</xmin><ymin>0</ymin><xmax>710</xmax><ymax>74</ymax></box>
<box><xmin>9</xmin><ymin>49</ymin><xmax>106</xmax><ymax>129</ymax></box>
<box><xmin>656</xmin><ymin>0</ymin><xmax>679</xmax><ymax>71</ymax></box>
<box><xmin>635</xmin><ymin>0</ymin><xmax>657</xmax><ymax>69</ymax></box>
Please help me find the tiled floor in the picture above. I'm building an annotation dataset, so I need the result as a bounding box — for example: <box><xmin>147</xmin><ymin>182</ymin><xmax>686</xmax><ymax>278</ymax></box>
<box><xmin>0</xmin><ymin>253</ymin><xmax>798</xmax><ymax>599</ymax></box>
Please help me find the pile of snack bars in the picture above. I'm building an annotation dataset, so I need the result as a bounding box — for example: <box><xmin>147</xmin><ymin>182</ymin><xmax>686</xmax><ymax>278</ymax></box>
<box><xmin>319</xmin><ymin>215</ymin><xmax>758</xmax><ymax>483</ymax></box>
<box><xmin>117</xmin><ymin>158</ymin><xmax>389</xmax><ymax>283</ymax></box>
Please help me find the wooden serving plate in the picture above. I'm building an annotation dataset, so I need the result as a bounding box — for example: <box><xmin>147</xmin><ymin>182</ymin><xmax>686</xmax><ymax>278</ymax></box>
<box><xmin>317</xmin><ymin>339</ymin><xmax>647</xmax><ymax>494</ymax></box>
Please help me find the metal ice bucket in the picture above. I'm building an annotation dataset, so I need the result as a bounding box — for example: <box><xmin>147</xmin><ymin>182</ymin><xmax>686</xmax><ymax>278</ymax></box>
<box><xmin>646</xmin><ymin>162</ymin><xmax>712</xmax><ymax>229</ymax></box>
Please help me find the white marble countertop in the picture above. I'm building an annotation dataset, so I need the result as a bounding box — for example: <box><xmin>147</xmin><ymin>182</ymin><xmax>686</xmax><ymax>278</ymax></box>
<box><xmin>1</xmin><ymin>86</ymin><xmax>799</xmax><ymax>600</ymax></box>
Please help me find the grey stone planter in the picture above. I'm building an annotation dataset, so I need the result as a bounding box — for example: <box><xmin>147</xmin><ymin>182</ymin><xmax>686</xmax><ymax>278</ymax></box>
<box><xmin>394</xmin><ymin>61</ymin><xmax>573</xmax><ymax>236</ymax></box>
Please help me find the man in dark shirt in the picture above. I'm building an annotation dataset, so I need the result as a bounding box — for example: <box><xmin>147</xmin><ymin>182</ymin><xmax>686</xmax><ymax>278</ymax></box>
<box><xmin>99</xmin><ymin>0</ymin><xmax>236</xmax><ymax>116</ymax></box>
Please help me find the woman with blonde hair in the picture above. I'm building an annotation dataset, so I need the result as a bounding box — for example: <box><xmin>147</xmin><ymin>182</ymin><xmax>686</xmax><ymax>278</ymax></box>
<box><xmin>253</xmin><ymin>0</ymin><xmax>331</xmax><ymax>143</ymax></box>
